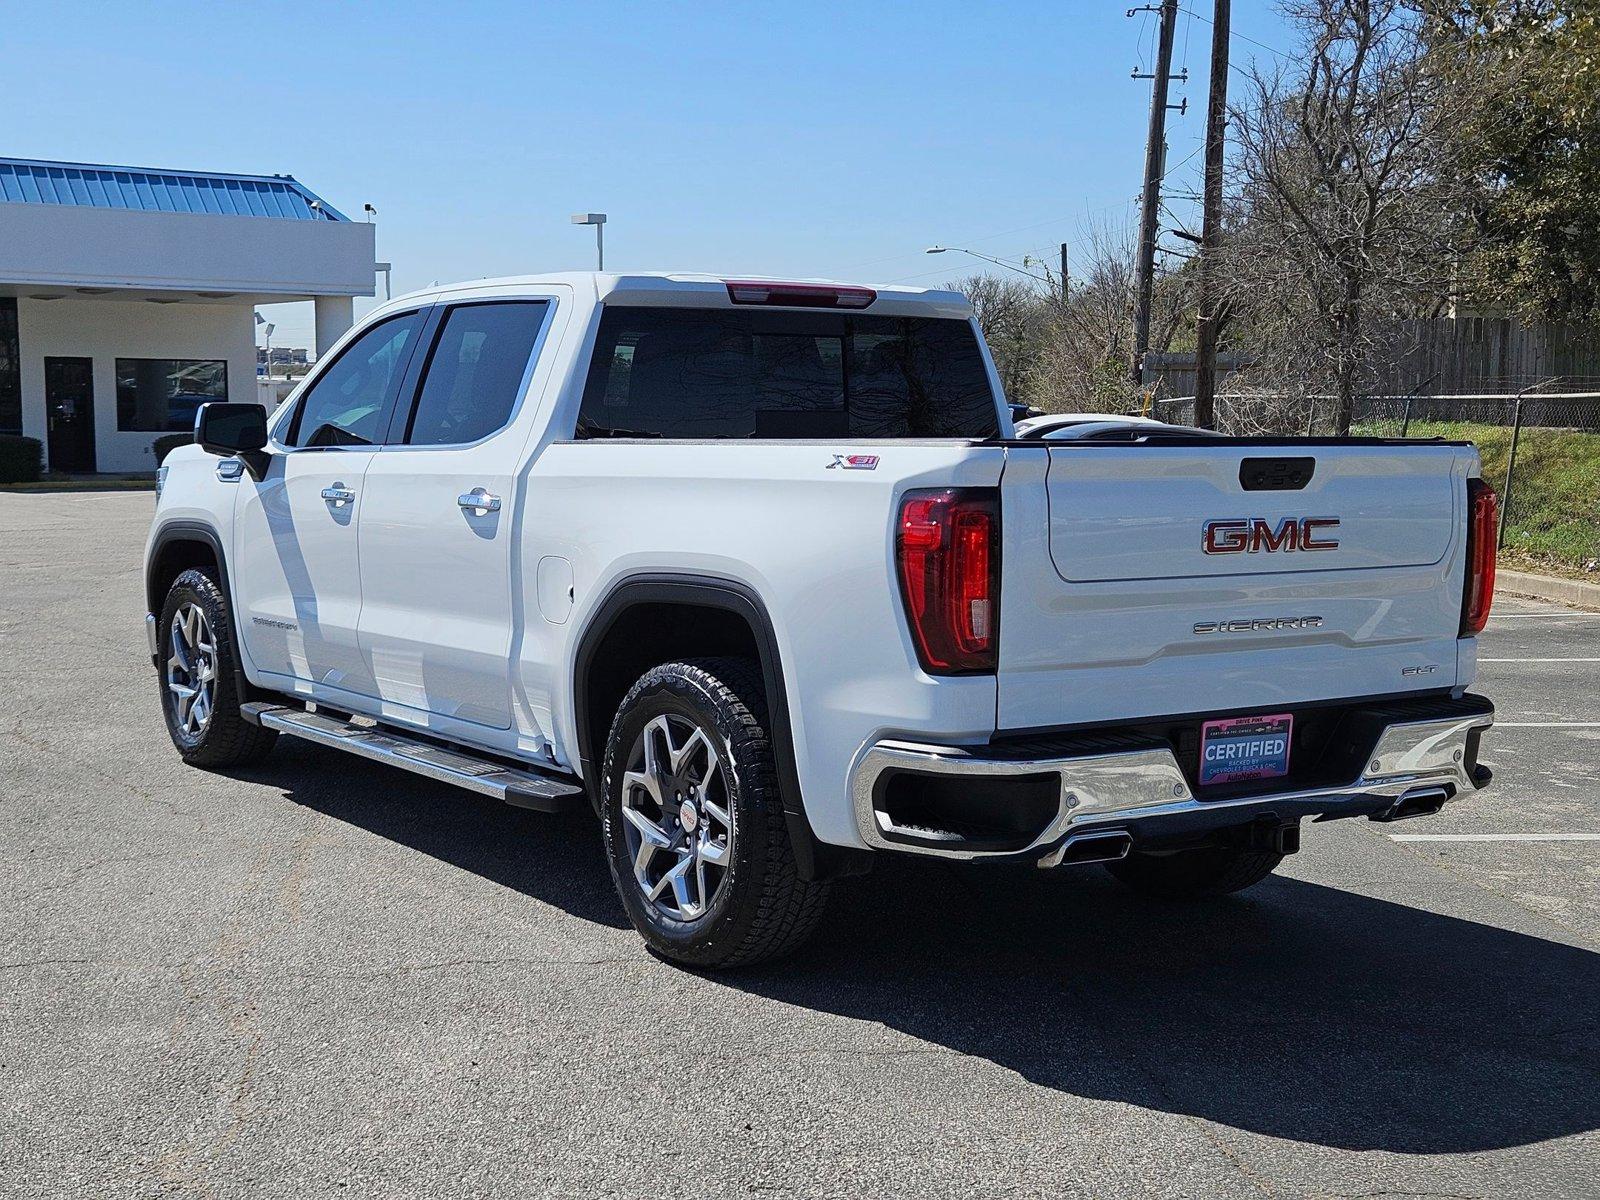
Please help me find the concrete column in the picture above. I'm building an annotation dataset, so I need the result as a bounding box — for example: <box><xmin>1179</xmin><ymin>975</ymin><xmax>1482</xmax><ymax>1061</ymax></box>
<box><xmin>313</xmin><ymin>295</ymin><xmax>355</xmax><ymax>358</ymax></box>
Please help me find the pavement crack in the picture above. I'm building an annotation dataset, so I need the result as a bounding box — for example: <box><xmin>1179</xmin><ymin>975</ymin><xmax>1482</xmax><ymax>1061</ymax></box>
<box><xmin>0</xmin><ymin>720</ymin><xmax>207</xmax><ymax>824</ymax></box>
<box><xmin>1386</xmin><ymin>833</ymin><xmax>1600</xmax><ymax>949</ymax></box>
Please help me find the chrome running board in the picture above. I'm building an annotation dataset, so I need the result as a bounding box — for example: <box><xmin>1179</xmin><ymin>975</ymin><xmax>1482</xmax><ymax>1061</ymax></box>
<box><xmin>246</xmin><ymin>703</ymin><xmax>585</xmax><ymax>813</ymax></box>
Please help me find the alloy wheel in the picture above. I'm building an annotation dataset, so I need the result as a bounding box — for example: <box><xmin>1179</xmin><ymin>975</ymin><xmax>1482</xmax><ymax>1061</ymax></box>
<box><xmin>166</xmin><ymin>602</ymin><xmax>217</xmax><ymax>738</ymax></box>
<box><xmin>620</xmin><ymin>713</ymin><xmax>735</xmax><ymax>920</ymax></box>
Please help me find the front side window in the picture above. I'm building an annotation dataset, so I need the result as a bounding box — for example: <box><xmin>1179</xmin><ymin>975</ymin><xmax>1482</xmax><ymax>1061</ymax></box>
<box><xmin>115</xmin><ymin>359</ymin><xmax>228</xmax><ymax>432</ymax></box>
<box><xmin>403</xmin><ymin>301</ymin><xmax>548</xmax><ymax>445</ymax></box>
<box><xmin>285</xmin><ymin>311</ymin><xmax>422</xmax><ymax>448</ymax></box>
<box><xmin>578</xmin><ymin>307</ymin><xmax>998</xmax><ymax>440</ymax></box>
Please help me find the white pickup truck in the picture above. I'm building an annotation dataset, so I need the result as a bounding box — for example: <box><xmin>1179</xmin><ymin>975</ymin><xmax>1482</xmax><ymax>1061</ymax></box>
<box><xmin>145</xmin><ymin>272</ymin><xmax>1498</xmax><ymax>967</ymax></box>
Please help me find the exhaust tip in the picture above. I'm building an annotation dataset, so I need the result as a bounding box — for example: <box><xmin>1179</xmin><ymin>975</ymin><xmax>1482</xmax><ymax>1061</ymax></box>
<box><xmin>1370</xmin><ymin>786</ymin><xmax>1451</xmax><ymax>824</ymax></box>
<box><xmin>1049</xmin><ymin>830</ymin><xmax>1134</xmax><ymax>867</ymax></box>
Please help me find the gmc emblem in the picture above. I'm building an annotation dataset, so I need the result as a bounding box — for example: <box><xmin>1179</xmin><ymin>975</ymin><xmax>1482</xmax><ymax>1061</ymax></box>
<box><xmin>1202</xmin><ymin>517</ymin><xmax>1341</xmax><ymax>554</ymax></box>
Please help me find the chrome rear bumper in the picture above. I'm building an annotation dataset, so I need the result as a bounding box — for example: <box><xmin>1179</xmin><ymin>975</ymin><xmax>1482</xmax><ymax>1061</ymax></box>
<box><xmin>849</xmin><ymin>700</ymin><xmax>1494</xmax><ymax>864</ymax></box>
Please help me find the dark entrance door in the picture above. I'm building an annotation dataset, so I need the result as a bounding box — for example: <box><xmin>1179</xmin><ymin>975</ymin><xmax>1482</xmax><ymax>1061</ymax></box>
<box><xmin>45</xmin><ymin>357</ymin><xmax>96</xmax><ymax>473</ymax></box>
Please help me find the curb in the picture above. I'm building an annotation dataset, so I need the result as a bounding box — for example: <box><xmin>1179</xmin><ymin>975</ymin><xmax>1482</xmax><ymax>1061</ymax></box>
<box><xmin>1496</xmin><ymin>568</ymin><xmax>1600</xmax><ymax>613</ymax></box>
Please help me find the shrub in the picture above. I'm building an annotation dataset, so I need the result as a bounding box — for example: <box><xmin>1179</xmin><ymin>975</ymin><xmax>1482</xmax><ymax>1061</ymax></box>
<box><xmin>153</xmin><ymin>434</ymin><xmax>192</xmax><ymax>466</ymax></box>
<box><xmin>0</xmin><ymin>435</ymin><xmax>42</xmax><ymax>484</ymax></box>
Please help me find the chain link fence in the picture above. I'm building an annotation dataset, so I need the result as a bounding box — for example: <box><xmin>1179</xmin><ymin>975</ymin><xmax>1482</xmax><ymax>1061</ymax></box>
<box><xmin>1137</xmin><ymin>392</ymin><xmax>1600</xmax><ymax>574</ymax></box>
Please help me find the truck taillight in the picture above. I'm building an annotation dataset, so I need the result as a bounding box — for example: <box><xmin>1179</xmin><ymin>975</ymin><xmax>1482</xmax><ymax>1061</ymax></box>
<box><xmin>896</xmin><ymin>489</ymin><xmax>999</xmax><ymax>674</ymax></box>
<box><xmin>1461</xmin><ymin>477</ymin><xmax>1498</xmax><ymax>636</ymax></box>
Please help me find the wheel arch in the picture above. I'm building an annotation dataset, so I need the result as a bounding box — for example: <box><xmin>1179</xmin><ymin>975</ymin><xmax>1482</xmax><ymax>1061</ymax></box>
<box><xmin>572</xmin><ymin>573</ymin><xmax>869</xmax><ymax>882</ymax></box>
<box><xmin>146</xmin><ymin>520</ymin><xmax>263</xmax><ymax>706</ymax></box>
<box><xmin>146</xmin><ymin>520</ymin><xmax>228</xmax><ymax>616</ymax></box>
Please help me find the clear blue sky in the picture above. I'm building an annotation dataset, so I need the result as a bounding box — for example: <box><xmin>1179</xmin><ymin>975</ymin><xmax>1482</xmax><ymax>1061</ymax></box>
<box><xmin>6</xmin><ymin>1</ymin><xmax>1295</xmax><ymax>349</ymax></box>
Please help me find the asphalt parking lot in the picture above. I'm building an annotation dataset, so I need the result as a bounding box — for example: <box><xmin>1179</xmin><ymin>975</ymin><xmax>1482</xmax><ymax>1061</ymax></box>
<box><xmin>2</xmin><ymin>491</ymin><xmax>1597</xmax><ymax>1199</ymax></box>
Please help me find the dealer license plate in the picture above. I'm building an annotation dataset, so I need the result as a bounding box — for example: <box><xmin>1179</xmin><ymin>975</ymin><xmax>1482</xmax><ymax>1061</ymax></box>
<box><xmin>1198</xmin><ymin>713</ymin><xmax>1293</xmax><ymax>787</ymax></box>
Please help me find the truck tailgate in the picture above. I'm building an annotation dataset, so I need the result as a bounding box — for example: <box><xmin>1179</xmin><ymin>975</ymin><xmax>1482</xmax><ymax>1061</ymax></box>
<box><xmin>996</xmin><ymin>441</ymin><xmax>1475</xmax><ymax>732</ymax></box>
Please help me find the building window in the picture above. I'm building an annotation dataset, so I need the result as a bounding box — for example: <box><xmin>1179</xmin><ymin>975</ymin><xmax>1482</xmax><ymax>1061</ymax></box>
<box><xmin>0</xmin><ymin>299</ymin><xmax>20</xmax><ymax>435</ymax></box>
<box><xmin>115</xmin><ymin>359</ymin><xmax>229</xmax><ymax>432</ymax></box>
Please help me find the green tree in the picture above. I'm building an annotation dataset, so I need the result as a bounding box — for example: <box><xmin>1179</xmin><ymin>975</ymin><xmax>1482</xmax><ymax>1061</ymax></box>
<box><xmin>1443</xmin><ymin>1</ymin><xmax>1600</xmax><ymax>317</ymax></box>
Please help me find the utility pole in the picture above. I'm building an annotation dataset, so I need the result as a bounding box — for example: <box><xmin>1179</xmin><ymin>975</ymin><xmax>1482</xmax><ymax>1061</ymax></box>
<box><xmin>1129</xmin><ymin>0</ymin><xmax>1182</xmax><ymax>387</ymax></box>
<box><xmin>1059</xmin><ymin>241</ymin><xmax>1069</xmax><ymax>302</ymax></box>
<box><xmin>1192</xmin><ymin>0</ymin><xmax>1231</xmax><ymax>429</ymax></box>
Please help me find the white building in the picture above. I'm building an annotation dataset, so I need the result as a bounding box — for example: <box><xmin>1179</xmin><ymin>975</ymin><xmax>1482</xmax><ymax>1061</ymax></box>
<box><xmin>0</xmin><ymin>157</ymin><xmax>376</xmax><ymax>473</ymax></box>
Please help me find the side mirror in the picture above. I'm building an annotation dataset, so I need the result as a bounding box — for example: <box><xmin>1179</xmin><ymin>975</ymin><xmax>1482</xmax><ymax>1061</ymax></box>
<box><xmin>195</xmin><ymin>402</ymin><xmax>269</xmax><ymax>479</ymax></box>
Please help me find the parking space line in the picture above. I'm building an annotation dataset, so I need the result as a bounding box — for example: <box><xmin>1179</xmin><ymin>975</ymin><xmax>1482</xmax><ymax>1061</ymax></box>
<box><xmin>1389</xmin><ymin>833</ymin><xmax>1600</xmax><ymax>842</ymax></box>
<box><xmin>1487</xmin><ymin>613</ymin><xmax>1600</xmax><ymax>620</ymax></box>
<box><xmin>1494</xmin><ymin>721</ymin><xmax>1600</xmax><ymax>728</ymax></box>
<box><xmin>1480</xmin><ymin>658</ymin><xmax>1600</xmax><ymax>663</ymax></box>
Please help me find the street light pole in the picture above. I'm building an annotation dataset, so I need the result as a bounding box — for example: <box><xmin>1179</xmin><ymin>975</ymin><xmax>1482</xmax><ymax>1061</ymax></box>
<box><xmin>924</xmin><ymin>245</ymin><xmax>1054</xmax><ymax>288</ymax></box>
<box><xmin>571</xmin><ymin>213</ymin><xmax>607</xmax><ymax>270</ymax></box>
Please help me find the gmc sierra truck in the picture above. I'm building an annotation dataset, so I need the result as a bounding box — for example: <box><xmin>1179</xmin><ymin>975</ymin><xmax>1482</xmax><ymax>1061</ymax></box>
<box><xmin>145</xmin><ymin>272</ymin><xmax>1498</xmax><ymax>967</ymax></box>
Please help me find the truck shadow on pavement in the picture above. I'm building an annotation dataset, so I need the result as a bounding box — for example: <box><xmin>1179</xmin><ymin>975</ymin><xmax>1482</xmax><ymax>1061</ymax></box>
<box><xmin>766</xmin><ymin>856</ymin><xmax>1600</xmax><ymax>1156</ymax></box>
<box><xmin>260</xmin><ymin>742</ymin><xmax>1599</xmax><ymax>1156</ymax></box>
<box><xmin>254</xmin><ymin>740</ymin><xmax>630</xmax><ymax>931</ymax></box>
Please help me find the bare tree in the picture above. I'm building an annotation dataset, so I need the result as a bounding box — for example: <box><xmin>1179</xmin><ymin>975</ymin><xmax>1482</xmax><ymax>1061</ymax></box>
<box><xmin>943</xmin><ymin>221</ymin><xmax>1196</xmax><ymax>414</ymax></box>
<box><xmin>1026</xmin><ymin>219</ymin><xmax>1195</xmax><ymax>413</ymax></box>
<box><xmin>946</xmin><ymin>273</ymin><xmax>1048</xmax><ymax>404</ymax></box>
<box><xmin>1224</xmin><ymin>0</ymin><xmax>1476</xmax><ymax>432</ymax></box>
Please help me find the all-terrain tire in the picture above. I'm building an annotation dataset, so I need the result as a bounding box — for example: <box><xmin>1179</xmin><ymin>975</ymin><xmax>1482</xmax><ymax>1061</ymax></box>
<box><xmin>600</xmin><ymin>657</ymin><xmax>829</xmax><ymax>968</ymax></box>
<box><xmin>156</xmin><ymin>567</ymin><xmax>278</xmax><ymax>768</ymax></box>
<box><xmin>1104</xmin><ymin>845</ymin><xmax>1283</xmax><ymax>899</ymax></box>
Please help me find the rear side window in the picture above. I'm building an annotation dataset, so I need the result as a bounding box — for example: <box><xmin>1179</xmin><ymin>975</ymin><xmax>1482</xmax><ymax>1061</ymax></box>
<box><xmin>577</xmin><ymin>307</ymin><xmax>998</xmax><ymax>439</ymax></box>
<box><xmin>286</xmin><ymin>311</ymin><xmax>422</xmax><ymax>447</ymax></box>
<box><xmin>403</xmin><ymin>301</ymin><xmax>548</xmax><ymax>445</ymax></box>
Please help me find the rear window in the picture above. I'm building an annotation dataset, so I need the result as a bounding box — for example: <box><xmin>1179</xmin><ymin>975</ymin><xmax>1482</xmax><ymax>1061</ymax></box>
<box><xmin>577</xmin><ymin>306</ymin><xmax>999</xmax><ymax>439</ymax></box>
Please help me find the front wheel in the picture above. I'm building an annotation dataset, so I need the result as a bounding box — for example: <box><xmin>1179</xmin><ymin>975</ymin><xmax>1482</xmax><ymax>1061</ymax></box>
<box><xmin>157</xmin><ymin>567</ymin><xmax>277</xmax><ymax>768</ymax></box>
<box><xmin>1104</xmin><ymin>845</ymin><xmax>1283</xmax><ymax>899</ymax></box>
<box><xmin>600</xmin><ymin>658</ymin><xmax>829</xmax><ymax>968</ymax></box>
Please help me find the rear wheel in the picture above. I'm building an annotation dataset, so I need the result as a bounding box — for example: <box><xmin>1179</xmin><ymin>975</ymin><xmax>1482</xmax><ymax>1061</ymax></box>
<box><xmin>600</xmin><ymin>658</ymin><xmax>829</xmax><ymax>968</ymax></box>
<box><xmin>157</xmin><ymin>568</ymin><xmax>277</xmax><ymax>768</ymax></box>
<box><xmin>1104</xmin><ymin>845</ymin><xmax>1283</xmax><ymax>899</ymax></box>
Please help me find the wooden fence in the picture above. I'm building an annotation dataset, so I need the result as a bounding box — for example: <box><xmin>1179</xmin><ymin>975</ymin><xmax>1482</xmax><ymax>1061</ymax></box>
<box><xmin>1142</xmin><ymin>316</ymin><xmax>1600</xmax><ymax>398</ymax></box>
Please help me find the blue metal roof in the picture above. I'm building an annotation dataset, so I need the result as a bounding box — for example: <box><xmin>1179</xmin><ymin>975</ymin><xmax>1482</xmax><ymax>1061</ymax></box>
<box><xmin>0</xmin><ymin>157</ymin><xmax>349</xmax><ymax>221</ymax></box>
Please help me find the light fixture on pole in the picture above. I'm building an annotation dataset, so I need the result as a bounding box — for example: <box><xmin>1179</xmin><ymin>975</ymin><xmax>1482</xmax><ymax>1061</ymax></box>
<box><xmin>571</xmin><ymin>213</ymin><xmax>607</xmax><ymax>270</ymax></box>
<box><xmin>259</xmin><ymin>321</ymin><xmax>275</xmax><ymax>375</ymax></box>
<box><xmin>925</xmin><ymin>245</ymin><xmax>1054</xmax><ymax>287</ymax></box>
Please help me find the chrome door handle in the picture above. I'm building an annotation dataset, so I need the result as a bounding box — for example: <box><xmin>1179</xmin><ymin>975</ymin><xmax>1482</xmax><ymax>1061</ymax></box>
<box><xmin>457</xmin><ymin>488</ymin><xmax>501</xmax><ymax>513</ymax></box>
<box><xmin>321</xmin><ymin>484</ymin><xmax>355</xmax><ymax>506</ymax></box>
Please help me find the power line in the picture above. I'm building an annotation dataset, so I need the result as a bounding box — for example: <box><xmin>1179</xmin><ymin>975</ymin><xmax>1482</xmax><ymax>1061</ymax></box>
<box><xmin>1177</xmin><ymin>5</ymin><xmax>1289</xmax><ymax>59</ymax></box>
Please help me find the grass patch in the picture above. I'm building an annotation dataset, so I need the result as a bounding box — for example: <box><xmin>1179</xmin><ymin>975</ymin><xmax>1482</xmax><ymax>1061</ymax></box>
<box><xmin>1353</xmin><ymin>418</ymin><xmax>1600</xmax><ymax>572</ymax></box>
<box><xmin>0</xmin><ymin>474</ymin><xmax>156</xmax><ymax>493</ymax></box>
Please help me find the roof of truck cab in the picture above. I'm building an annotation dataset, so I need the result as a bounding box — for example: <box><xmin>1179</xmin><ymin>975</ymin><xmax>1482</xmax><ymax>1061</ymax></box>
<box><xmin>383</xmin><ymin>272</ymin><xmax>974</xmax><ymax>319</ymax></box>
